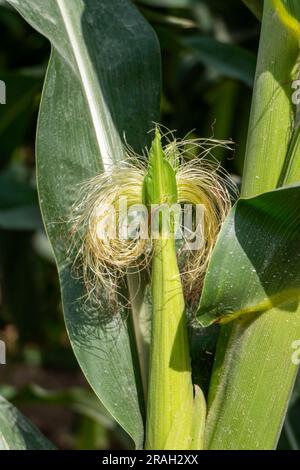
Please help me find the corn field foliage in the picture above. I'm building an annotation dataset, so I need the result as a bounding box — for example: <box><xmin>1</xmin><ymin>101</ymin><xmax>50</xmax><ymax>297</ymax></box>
<box><xmin>0</xmin><ymin>0</ymin><xmax>300</xmax><ymax>451</ymax></box>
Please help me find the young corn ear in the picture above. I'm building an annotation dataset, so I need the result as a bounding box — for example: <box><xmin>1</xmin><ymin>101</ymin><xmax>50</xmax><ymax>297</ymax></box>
<box><xmin>70</xmin><ymin>128</ymin><xmax>232</xmax><ymax>449</ymax></box>
<box><xmin>70</xmin><ymin>129</ymin><xmax>232</xmax><ymax>308</ymax></box>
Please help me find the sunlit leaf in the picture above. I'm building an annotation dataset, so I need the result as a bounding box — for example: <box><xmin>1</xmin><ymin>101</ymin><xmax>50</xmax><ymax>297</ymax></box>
<box><xmin>197</xmin><ymin>184</ymin><xmax>300</xmax><ymax>326</ymax></box>
<box><xmin>7</xmin><ymin>0</ymin><xmax>161</xmax><ymax>448</ymax></box>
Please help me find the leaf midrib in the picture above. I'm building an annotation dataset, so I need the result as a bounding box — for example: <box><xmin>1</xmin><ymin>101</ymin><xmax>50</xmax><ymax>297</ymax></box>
<box><xmin>56</xmin><ymin>0</ymin><xmax>120</xmax><ymax>170</ymax></box>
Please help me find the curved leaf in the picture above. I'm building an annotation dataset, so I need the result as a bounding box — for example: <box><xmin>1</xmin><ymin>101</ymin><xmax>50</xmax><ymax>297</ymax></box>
<box><xmin>0</xmin><ymin>395</ymin><xmax>54</xmax><ymax>450</ymax></box>
<box><xmin>197</xmin><ymin>184</ymin><xmax>300</xmax><ymax>326</ymax></box>
<box><xmin>197</xmin><ymin>184</ymin><xmax>300</xmax><ymax>449</ymax></box>
<box><xmin>7</xmin><ymin>0</ymin><xmax>161</xmax><ymax>448</ymax></box>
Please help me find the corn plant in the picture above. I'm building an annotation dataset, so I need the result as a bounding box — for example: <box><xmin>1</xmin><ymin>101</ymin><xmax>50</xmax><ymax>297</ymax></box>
<box><xmin>2</xmin><ymin>0</ymin><xmax>300</xmax><ymax>450</ymax></box>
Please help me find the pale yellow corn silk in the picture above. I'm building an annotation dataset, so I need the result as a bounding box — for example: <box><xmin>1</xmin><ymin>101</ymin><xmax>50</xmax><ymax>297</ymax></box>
<box><xmin>176</xmin><ymin>159</ymin><xmax>232</xmax><ymax>302</ymax></box>
<box><xmin>69</xmin><ymin>158</ymin><xmax>148</xmax><ymax>307</ymax></box>
<box><xmin>69</xmin><ymin>131</ymin><xmax>234</xmax><ymax>307</ymax></box>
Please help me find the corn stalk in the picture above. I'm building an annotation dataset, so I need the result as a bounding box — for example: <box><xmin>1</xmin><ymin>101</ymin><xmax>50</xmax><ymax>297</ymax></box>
<box><xmin>202</xmin><ymin>0</ymin><xmax>300</xmax><ymax>449</ymax></box>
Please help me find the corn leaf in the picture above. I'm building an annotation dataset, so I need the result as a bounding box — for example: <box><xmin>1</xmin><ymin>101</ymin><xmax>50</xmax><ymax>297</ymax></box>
<box><xmin>197</xmin><ymin>184</ymin><xmax>300</xmax><ymax>326</ymax></box>
<box><xmin>0</xmin><ymin>395</ymin><xmax>55</xmax><ymax>450</ymax></box>
<box><xmin>200</xmin><ymin>0</ymin><xmax>300</xmax><ymax>450</ymax></box>
<box><xmin>197</xmin><ymin>186</ymin><xmax>300</xmax><ymax>450</ymax></box>
<box><xmin>7</xmin><ymin>0</ymin><xmax>161</xmax><ymax>448</ymax></box>
<box><xmin>242</xmin><ymin>0</ymin><xmax>300</xmax><ymax>197</ymax></box>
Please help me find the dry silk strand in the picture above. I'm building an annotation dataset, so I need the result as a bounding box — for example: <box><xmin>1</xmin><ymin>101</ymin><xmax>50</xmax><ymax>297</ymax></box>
<box><xmin>70</xmin><ymin>128</ymin><xmax>232</xmax><ymax>307</ymax></box>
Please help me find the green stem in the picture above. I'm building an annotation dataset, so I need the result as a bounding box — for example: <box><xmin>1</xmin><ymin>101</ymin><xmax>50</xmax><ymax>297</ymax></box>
<box><xmin>242</xmin><ymin>0</ymin><xmax>299</xmax><ymax>197</ymax></box>
<box><xmin>145</xmin><ymin>235</ymin><xmax>194</xmax><ymax>449</ymax></box>
<box><xmin>143</xmin><ymin>130</ymin><xmax>205</xmax><ymax>450</ymax></box>
<box><xmin>205</xmin><ymin>0</ymin><xmax>300</xmax><ymax>450</ymax></box>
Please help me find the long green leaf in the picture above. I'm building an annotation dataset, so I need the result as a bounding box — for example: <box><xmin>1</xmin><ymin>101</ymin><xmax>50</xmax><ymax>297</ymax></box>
<box><xmin>196</xmin><ymin>186</ymin><xmax>300</xmax><ymax>448</ymax></box>
<box><xmin>200</xmin><ymin>0</ymin><xmax>300</xmax><ymax>450</ymax></box>
<box><xmin>242</xmin><ymin>0</ymin><xmax>300</xmax><ymax>197</ymax></box>
<box><xmin>7</xmin><ymin>0</ymin><xmax>161</xmax><ymax>448</ymax></box>
<box><xmin>203</xmin><ymin>306</ymin><xmax>300</xmax><ymax>449</ymax></box>
<box><xmin>197</xmin><ymin>184</ymin><xmax>300</xmax><ymax>326</ymax></box>
<box><xmin>0</xmin><ymin>395</ymin><xmax>55</xmax><ymax>450</ymax></box>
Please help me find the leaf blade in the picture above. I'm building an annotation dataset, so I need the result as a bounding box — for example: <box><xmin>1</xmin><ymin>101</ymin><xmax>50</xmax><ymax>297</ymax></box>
<box><xmin>7</xmin><ymin>0</ymin><xmax>161</xmax><ymax>448</ymax></box>
<box><xmin>197</xmin><ymin>185</ymin><xmax>300</xmax><ymax>326</ymax></box>
<box><xmin>0</xmin><ymin>395</ymin><xmax>55</xmax><ymax>450</ymax></box>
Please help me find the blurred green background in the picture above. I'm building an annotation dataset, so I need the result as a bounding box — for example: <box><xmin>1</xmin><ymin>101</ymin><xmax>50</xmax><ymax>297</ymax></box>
<box><xmin>0</xmin><ymin>0</ymin><xmax>299</xmax><ymax>450</ymax></box>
